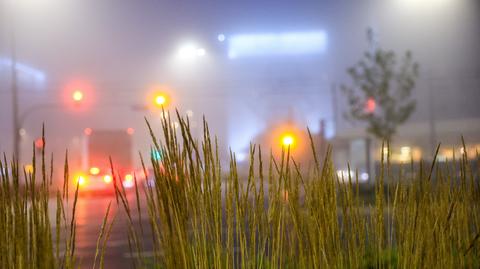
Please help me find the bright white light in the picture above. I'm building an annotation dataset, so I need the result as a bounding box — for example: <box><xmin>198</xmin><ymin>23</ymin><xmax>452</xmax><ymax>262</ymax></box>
<box><xmin>178</xmin><ymin>44</ymin><xmax>197</xmax><ymax>58</ymax></box>
<box><xmin>177</xmin><ymin>43</ymin><xmax>206</xmax><ymax>60</ymax></box>
<box><xmin>186</xmin><ymin>110</ymin><xmax>194</xmax><ymax>117</ymax></box>
<box><xmin>235</xmin><ymin>152</ymin><xmax>247</xmax><ymax>162</ymax></box>
<box><xmin>19</xmin><ymin>128</ymin><xmax>26</xmax><ymax>136</ymax></box>
<box><xmin>217</xmin><ymin>34</ymin><xmax>225</xmax><ymax>42</ymax></box>
<box><xmin>228</xmin><ymin>31</ymin><xmax>327</xmax><ymax>59</ymax></box>
<box><xmin>360</xmin><ymin>173</ymin><xmax>369</xmax><ymax>182</ymax></box>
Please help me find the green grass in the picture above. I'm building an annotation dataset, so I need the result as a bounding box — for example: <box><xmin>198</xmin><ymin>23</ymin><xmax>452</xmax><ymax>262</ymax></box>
<box><xmin>0</xmin><ymin>127</ymin><xmax>79</xmax><ymax>268</ymax></box>
<box><xmin>114</xmin><ymin>111</ymin><xmax>480</xmax><ymax>268</ymax></box>
<box><xmin>0</xmin><ymin>126</ymin><xmax>114</xmax><ymax>269</ymax></box>
<box><xmin>1</xmin><ymin>116</ymin><xmax>478</xmax><ymax>268</ymax></box>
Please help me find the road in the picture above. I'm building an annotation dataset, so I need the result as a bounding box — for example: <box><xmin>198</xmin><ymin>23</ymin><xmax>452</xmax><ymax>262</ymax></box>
<box><xmin>51</xmin><ymin>193</ymin><xmax>152</xmax><ymax>269</ymax></box>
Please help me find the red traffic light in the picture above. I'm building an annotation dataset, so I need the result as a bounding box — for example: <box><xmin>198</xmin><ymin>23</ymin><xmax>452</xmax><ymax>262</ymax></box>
<box><xmin>34</xmin><ymin>138</ymin><xmax>44</xmax><ymax>149</ymax></box>
<box><xmin>365</xmin><ymin>97</ymin><xmax>376</xmax><ymax>114</ymax></box>
<box><xmin>63</xmin><ymin>80</ymin><xmax>95</xmax><ymax>110</ymax></box>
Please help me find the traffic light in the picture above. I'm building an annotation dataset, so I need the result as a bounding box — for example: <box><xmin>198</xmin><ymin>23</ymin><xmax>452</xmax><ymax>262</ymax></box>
<box><xmin>34</xmin><ymin>137</ymin><xmax>44</xmax><ymax>149</ymax></box>
<box><xmin>365</xmin><ymin>97</ymin><xmax>376</xmax><ymax>114</ymax></box>
<box><xmin>64</xmin><ymin>80</ymin><xmax>94</xmax><ymax>110</ymax></box>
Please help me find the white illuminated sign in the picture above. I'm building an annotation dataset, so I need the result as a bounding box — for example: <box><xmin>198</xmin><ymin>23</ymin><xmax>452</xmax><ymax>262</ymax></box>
<box><xmin>228</xmin><ymin>31</ymin><xmax>328</xmax><ymax>59</ymax></box>
<box><xmin>0</xmin><ymin>57</ymin><xmax>46</xmax><ymax>82</ymax></box>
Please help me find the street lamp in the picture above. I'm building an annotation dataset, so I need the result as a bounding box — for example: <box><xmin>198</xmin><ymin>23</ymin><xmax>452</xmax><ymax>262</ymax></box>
<box><xmin>6</xmin><ymin>0</ymin><xmax>20</xmax><ymax>159</ymax></box>
<box><xmin>72</xmin><ymin>90</ymin><xmax>84</xmax><ymax>103</ymax></box>
<box><xmin>154</xmin><ymin>94</ymin><xmax>167</xmax><ymax>107</ymax></box>
<box><xmin>177</xmin><ymin>43</ymin><xmax>207</xmax><ymax>60</ymax></box>
<box><xmin>281</xmin><ymin>133</ymin><xmax>296</xmax><ymax>148</ymax></box>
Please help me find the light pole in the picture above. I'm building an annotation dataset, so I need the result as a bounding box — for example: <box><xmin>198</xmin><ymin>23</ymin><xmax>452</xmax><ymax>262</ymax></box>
<box><xmin>8</xmin><ymin>0</ymin><xmax>20</xmax><ymax>160</ymax></box>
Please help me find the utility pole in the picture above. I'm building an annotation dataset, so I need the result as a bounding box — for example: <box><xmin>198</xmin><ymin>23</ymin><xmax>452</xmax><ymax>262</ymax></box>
<box><xmin>9</xmin><ymin>1</ymin><xmax>20</xmax><ymax>161</ymax></box>
<box><xmin>428</xmin><ymin>74</ymin><xmax>437</xmax><ymax>155</ymax></box>
<box><xmin>365</xmin><ymin>26</ymin><xmax>378</xmax><ymax>183</ymax></box>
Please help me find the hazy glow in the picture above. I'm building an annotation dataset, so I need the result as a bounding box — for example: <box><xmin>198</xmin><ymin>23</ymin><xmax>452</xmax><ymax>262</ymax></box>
<box><xmin>76</xmin><ymin>175</ymin><xmax>86</xmax><ymax>186</ymax></box>
<box><xmin>126</xmin><ymin>127</ymin><xmax>135</xmax><ymax>135</ymax></box>
<box><xmin>103</xmin><ymin>175</ymin><xmax>112</xmax><ymax>183</ymax></box>
<box><xmin>123</xmin><ymin>174</ymin><xmax>134</xmax><ymax>188</ymax></box>
<box><xmin>19</xmin><ymin>128</ymin><xmax>26</xmax><ymax>136</ymax></box>
<box><xmin>217</xmin><ymin>34</ymin><xmax>226</xmax><ymax>42</ymax></box>
<box><xmin>34</xmin><ymin>138</ymin><xmax>44</xmax><ymax>148</ymax></box>
<box><xmin>196</xmin><ymin>48</ymin><xmax>206</xmax><ymax>56</ymax></box>
<box><xmin>89</xmin><ymin>167</ymin><xmax>100</xmax><ymax>175</ymax></box>
<box><xmin>281</xmin><ymin>134</ymin><xmax>295</xmax><ymax>147</ymax></box>
<box><xmin>64</xmin><ymin>80</ymin><xmax>94</xmax><ymax>110</ymax></box>
<box><xmin>24</xmin><ymin>164</ymin><xmax>34</xmax><ymax>174</ymax></box>
<box><xmin>366</xmin><ymin>98</ymin><xmax>376</xmax><ymax>113</ymax></box>
<box><xmin>84</xmin><ymin>127</ymin><xmax>92</xmax><ymax>136</ymax></box>
<box><xmin>72</xmin><ymin>90</ymin><xmax>84</xmax><ymax>102</ymax></box>
<box><xmin>228</xmin><ymin>31</ymin><xmax>327</xmax><ymax>58</ymax></box>
<box><xmin>155</xmin><ymin>94</ymin><xmax>167</xmax><ymax>106</ymax></box>
<box><xmin>177</xmin><ymin>43</ymin><xmax>206</xmax><ymax>59</ymax></box>
<box><xmin>400</xmin><ymin>146</ymin><xmax>411</xmax><ymax>155</ymax></box>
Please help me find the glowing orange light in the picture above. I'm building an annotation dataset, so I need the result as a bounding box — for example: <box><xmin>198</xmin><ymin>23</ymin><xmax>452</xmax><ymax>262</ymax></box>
<box><xmin>281</xmin><ymin>134</ymin><xmax>295</xmax><ymax>147</ymax></box>
<box><xmin>89</xmin><ymin>167</ymin><xmax>100</xmax><ymax>175</ymax></box>
<box><xmin>103</xmin><ymin>175</ymin><xmax>112</xmax><ymax>183</ymax></box>
<box><xmin>64</xmin><ymin>80</ymin><xmax>95</xmax><ymax>110</ymax></box>
<box><xmin>155</xmin><ymin>95</ymin><xmax>166</xmax><ymax>105</ymax></box>
<box><xmin>24</xmin><ymin>164</ymin><xmax>34</xmax><ymax>174</ymax></box>
<box><xmin>153</xmin><ymin>93</ymin><xmax>169</xmax><ymax>107</ymax></box>
<box><xmin>72</xmin><ymin>90</ymin><xmax>84</xmax><ymax>102</ymax></box>
<box><xmin>126</xmin><ymin>127</ymin><xmax>135</xmax><ymax>135</ymax></box>
<box><xmin>283</xmin><ymin>190</ymin><xmax>289</xmax><ymax>202</ymax></box>
<box><xmin>84</xmin><ymin>128</ymin><xmax>92</xmax><ymax>136</ymax></box>
<box><xmin>75</xmin><ymin>175</ymin><xmax>86</xmax><ymax>186</ymax></box>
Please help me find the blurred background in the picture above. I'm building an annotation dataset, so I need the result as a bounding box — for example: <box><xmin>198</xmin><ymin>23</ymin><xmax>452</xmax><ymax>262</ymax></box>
<box><xmin>0</xmin><ymin>0</ymin><xmax>479</xmax><ymax>183</ymax></box>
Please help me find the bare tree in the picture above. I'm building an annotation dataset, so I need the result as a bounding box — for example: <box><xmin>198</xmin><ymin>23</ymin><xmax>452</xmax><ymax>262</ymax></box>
<box><xmin>341</xmin><ymin>30</ymin><xmax>419</xmax><ymax>141</ymax></box>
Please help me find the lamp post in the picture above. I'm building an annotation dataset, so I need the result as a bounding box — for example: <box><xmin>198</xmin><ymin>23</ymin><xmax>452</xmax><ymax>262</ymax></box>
<box><xmin>8</xmin><ymin>0</ymin><xmax>20</xmax><ymax>160</ymax></box>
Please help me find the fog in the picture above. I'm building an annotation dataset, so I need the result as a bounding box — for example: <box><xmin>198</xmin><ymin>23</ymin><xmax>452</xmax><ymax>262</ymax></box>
<box><xmin>0</xmin><ymin>0</ymin><xmax>479</xmax><ymax>176</ymax></box>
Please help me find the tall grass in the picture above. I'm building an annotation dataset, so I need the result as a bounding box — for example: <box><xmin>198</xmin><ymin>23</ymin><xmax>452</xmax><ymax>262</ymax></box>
<box><xmin>116</xmin><ymin>111</ymin><xmax>479</xmax><ymax>268</ymax></box>
<box><xmin>1</xmin><ymin>117</ymin><xmax>478</xmax><ymax>268</ymax></box>
<box><xmin>0</xmin><ymin>127</ymin><xmax>83</xmax><ymax>269</ymax></box>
